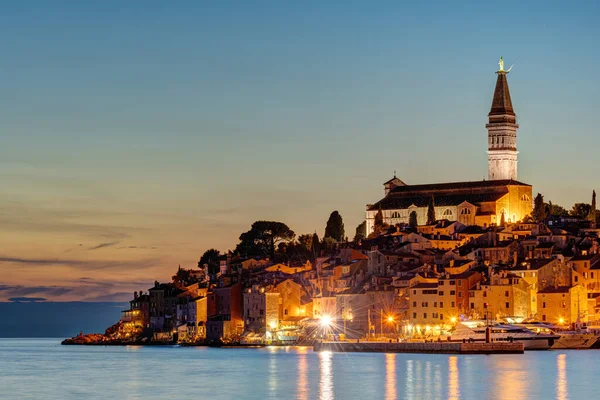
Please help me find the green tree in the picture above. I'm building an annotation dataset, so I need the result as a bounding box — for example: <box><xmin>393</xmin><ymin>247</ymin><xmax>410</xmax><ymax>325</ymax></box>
<box><xmin>374</xmin><ymin>205</ymin><xmax>384</xmax><ymax>229</ymax></box>
<box><xmin>427</xmin><ymin>196</ymin><xmax>436</xmax><ymax>225</ymax></box>
<box><xmin>354</xmin><ymin>221</ymin><xmax>366</xmax><ymax>242</ymax></box>
<box><xmin>297</xmin><ymin>234</ymin><xmax>313</xmax><ymax>251</ymax></box>
<box><xmin>588</xmin><ymin>190</ymin><xmax>597</xmax><ymax>222</ymax></box>
<box><xmin>311</xmin><ymin>232</ymin><xmax>321</xmax><ymax>258</ymax></box>
<box><xmin>322</xmin><ymin>237</ymin><xmax>337</xmax><ymax>253</ymax></box>
<box><xmin>324</xmin><ymin>211</ymin><xmax>345</xmax><ymax>242</ymax></box>
<box><xmin>571</xmin><ymin>203</ymin><xmax>592</xmax><ymax>219</ymax></box>
<box><xmin>532</xmin><ymin>193</ymin><xmax>547</xmax><ymax>222</ymax></box>
<box><xmin>546</xmin><ymin>201</ymin><xmax>569</xmax><ymax>217</ymax></box>
<box><xmin>235</xmin><ymin>221</ymin><xmax>295</xmax><ymax>258</ymax></box>
<box><xmin>409</xmin><ymin>211</ymin><xmax>418</xmax><ymax>228</ymax></box>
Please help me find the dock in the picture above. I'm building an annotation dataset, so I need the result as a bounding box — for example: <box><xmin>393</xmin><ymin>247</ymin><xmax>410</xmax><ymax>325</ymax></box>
<box><xmin>313</xmin><ymin>341</ymin><xmax>524</xmax><ymax>354</ymax></box>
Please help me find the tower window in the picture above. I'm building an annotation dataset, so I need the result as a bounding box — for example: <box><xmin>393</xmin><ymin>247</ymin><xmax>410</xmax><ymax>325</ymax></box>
<box><xmin>521</xmin><ymin>195</ymin><xmax>530</xmax><ymax>202</ymax></box>
<box><xmin>443</xmin><ymin>209</ymin><xmax>453</xmax><ymax>217</ymax></box>
<box><xmin>460</xmin><ymin>208</ymin><xmax>472</xmax><ymax>215</ymax></box>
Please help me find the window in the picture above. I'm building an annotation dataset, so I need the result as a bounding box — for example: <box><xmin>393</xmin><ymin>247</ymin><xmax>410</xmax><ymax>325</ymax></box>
<box><xmin>424</xmin><ymin>313</ymin><xmax>428</xmax><ymax>319</ymax></box>
<box><xmin>439</xmin><ymin>291</ymin><xmax>445</xmax><ymax>296</ymax></box>
<box><xmin>434</xmin><ymin>302</ymin><xmax>438</xmax><ymax>308</ymax></box>
<box><xmin>542</xmin><ymin>302</ymin><xmax>546</xmax><ymax>309</ymax></box>
<box><xmin>449</xmin><ymin>280</ymin><xmax>456</xmax><ymax>285</ymax></box>
<box><xmin>412</xmin><ymin>301</ymin><xmax>417</xmax><ymax>307</ymax></box>
<box><xmin>422</xmin><ymin>302</ymin><xmax>428</xmax><ymax>307</ymax></box>
<box><xmin>542</xmin><ymin>315</ymin><xmax>546</xmax><ymax>321</ymax></box>
<box><xmin>483</xmin><ymin>291</ymin><xmax>487</xmax><ymax>297</ymax></box>
<box><xmin>458</xmin><ymin>292</ymin><xmax>462</xmax><ymax>298</ymax></box>
<box><xmin>440</xmin><ymin>314</ymin><xmax>444</xmax><ymax>320</ymax></box>
<box><xmin>284</xmin><ymin>309</ymin><xmax>288</xmax><ymax>316</ymax></box>
<box><xmin>521</xmin><ymin>194</ymin><xmax>530</xmax><ymax>202</ymax></box>
<box><xmin>443</xmin><ymin>209</ymin><xmax>453</xmax><ymax>217</ymax></box>
<box><xmin>391</xmin><ymin>211</ymin><xmax>401</xmax><ymax>218</ymax></box>
<box><xmin>413</xmin><ymin>290</ymin><xmax>417</xmax><ymax>295</ymax></box>
<box><xmin>450</xmin><ymin>290</ymin><xmax>456</xmax><ymax>296</ymax></box>
<box><xmin>575</xmin><ymin>276</ymin><xmax>579</xmax><ymax>283</ymax></box>
<box><xmin>451</xmin><ymin>302</ymin><xmax>455</xmax><ymax>308</ymax></box>
<box><xmin>440</xmin><ymin>302</ymin><xmax>444</xmax><ymax>308</ymax></box>
<box><xmin>460</xmin><ymin>208</ymin><xmax>472</xmax><ymax>215</ymax></box>
<box><xmin>505</xmin><ymin>302</ymin><xmax>510</xmax><ymax>309</ymax></box>
<box><xmin>439</xmin><ymin>281</ymin><xmax>444</xmax><ymax>286</ymax></box>
<box><xmin>413</xmin><ymin>313</ymin><xmax>417</xmax><ymax>319</ymax></box>
<box><xmin>470</xmin><ymin>302</ymin><xmax>474</xmax><ymax>309</ymax></box>
<box><xmin>505</xmin><ymin>291</ymin><xmax>509</xmax><ymax>297</ymax></box>
<box><xmin>432</xmin><ymin>313</ymin><xmax>438</xmax><ymax>318</ymax></box>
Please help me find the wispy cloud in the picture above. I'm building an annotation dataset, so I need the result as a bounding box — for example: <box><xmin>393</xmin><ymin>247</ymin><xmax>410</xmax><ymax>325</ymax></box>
<box><xmin>8</xmin><ymin>297</ymin><xmax>47</xmax><ymax>302</ymax></box>
<box><xmin>0</xmin><ymin>256</ymin><xmax>160</xmax><ymax>271</ymax></box>
<box><xmin>0</xmin><ymin>284</ymin><xmax>73</xmax><ymax>298</ymax></box>
<box><xmin>88</xmin><ymin>241</ymin><xmax>121</xmax><ymax>250</ymax></box>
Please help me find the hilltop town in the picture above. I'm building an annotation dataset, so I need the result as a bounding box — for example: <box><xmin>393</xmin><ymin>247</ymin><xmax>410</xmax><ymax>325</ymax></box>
<box><xmin>63</xmin><ymin>61</ymin><xmax>600</xmax><ymax>346</ymax></box>
<box><xmin>64</xmin><ymin>193</ymin><xmax>600</xmax><ymax>346</ymax></box>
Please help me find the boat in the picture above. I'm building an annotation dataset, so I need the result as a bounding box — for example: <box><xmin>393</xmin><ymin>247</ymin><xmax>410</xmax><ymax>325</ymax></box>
<box><xmin>445</xmin><ymin>321</ymin><xmax>559</xmax><ymax>350</ymax></box>
<box><xmin>514</xmin><ymin>321</ymin><xmax>600</xmax><ymax>350</ymax></box>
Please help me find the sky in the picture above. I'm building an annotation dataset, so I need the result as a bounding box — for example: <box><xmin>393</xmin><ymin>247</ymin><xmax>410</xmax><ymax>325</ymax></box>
<box><xmin>1</xmin><ymin>1</ymin><xmax>599</xmax><ymax>301</ymax></box>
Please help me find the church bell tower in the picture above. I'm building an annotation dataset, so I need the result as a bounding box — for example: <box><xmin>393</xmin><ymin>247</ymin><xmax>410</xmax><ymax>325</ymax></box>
<box><xmin>487</xmin><ymin>57</ymin><xmax>519</xmax><ymax>181</ymax></box>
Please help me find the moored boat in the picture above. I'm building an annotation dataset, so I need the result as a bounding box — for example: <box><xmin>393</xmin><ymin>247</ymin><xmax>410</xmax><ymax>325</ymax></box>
<box><xmin>445</xmin><ymin>321</ymin><xmax>559</xmax><ymax>350</ymax></box>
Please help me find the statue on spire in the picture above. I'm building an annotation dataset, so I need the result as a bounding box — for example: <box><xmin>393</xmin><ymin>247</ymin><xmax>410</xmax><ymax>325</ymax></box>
<box><xmin>497</xmin><ymin>57</ymin><xmax>513</xmax><ymax>73</ymax></box>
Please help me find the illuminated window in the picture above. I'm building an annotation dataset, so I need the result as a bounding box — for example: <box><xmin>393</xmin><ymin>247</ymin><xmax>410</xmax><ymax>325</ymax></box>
<box><xmin>521</xmin><ymin>195</ymin><xmax>530</xmax><ymax>202</ymax></box>
<box><xmin>391</xmin><ymin>211</ymin><xmax>401</xmax><ymax>218</ymax></box>
<box><xmin>460</xmin><ymin>208</ymin><xmax>472</xmax><ymax>215</ymax></box>
<box><xmin>443</xmin><ymin>209</ymin><xmax>453</xmax><ymax>217</ymax></box>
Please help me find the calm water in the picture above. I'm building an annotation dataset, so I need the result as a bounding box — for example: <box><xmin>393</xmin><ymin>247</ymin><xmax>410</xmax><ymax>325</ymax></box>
<box><xmin>1</xmin><ymin>339</ymin><xmax>598</xmax><ymax>399</ymax></box>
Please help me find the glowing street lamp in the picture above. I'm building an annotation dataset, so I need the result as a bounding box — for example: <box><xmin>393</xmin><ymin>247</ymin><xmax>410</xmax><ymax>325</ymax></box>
<box><xmin>558</xmin><ymin>317</ymin><xmax>565</xmax><ymax>325</ymax></box>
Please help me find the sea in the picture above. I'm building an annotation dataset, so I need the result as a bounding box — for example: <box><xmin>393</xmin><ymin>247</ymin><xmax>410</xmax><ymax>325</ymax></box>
<box><xmin>1</xmin><ymin>338</ymin><xmax>598</xmax><ymax>399</ymax></box>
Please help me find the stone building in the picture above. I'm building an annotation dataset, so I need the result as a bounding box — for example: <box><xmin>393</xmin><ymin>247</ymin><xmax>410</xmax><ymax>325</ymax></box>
<box><xmin>365</xmin><ymin>60</ymin><xmax>532</xmax><ymax>234</ymax></box>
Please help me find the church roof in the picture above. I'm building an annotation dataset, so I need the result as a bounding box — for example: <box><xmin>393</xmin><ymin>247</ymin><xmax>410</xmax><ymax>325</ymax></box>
<box><xmin>369</xmin><ymin>192</ymin><xmax>506</xmax><ymax>211</ymax></box>
<box><xmin>368</xmin><ymin>179</ymin><xmax>530</xmax><ymax>212</ymax></box>
<box><xmin>388</xmin><ymin>179</ymin><xmax>530</xmax><ymax>194</ymax></box>
<box><xmin>489</xmin><ymin>72</ymin><xmax>515</xmax><ymax>116</ymax></box>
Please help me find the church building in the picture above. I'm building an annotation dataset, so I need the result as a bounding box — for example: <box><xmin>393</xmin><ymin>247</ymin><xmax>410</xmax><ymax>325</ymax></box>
<box><xmin>365</xmin><ymin>59</ymin><xmax>533</xmax><ymax>234</ymax></box>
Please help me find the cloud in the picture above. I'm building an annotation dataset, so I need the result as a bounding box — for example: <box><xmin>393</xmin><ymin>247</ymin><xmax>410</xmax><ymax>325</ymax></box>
<box><xmin>0</xmin><ymin>285</ymin><xmax>72</xmax><ymax>298</ymax></box>
<box><xmin>89</xmin><ymin>241</ymin><xmax>121</xmax><ymax>250</ymax></box>
<box><xmin>8</xmin><ymin>297</ymin><xmax>47</xmax><ymax>302</ymax></box>
<box><xmin>84</xmin><ymin>292</ymin><xmax>135</xmax><ymax>302</ymax></box>
<box><xmin>0</xmin><ymin>256</ymin><xmax>160</xmax><ymax>271</ymax></box>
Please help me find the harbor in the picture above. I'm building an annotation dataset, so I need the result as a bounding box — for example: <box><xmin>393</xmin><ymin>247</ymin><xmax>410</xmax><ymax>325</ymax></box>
<box><xmin>314</xmin><ymin>340</ymin><xmax>524</xmax><ymax>354</ymax></box>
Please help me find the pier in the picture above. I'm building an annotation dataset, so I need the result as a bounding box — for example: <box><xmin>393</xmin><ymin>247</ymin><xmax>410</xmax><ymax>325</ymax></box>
<box><xmin>313</xmin><ymin>341</ymin><xmax>524</xmax><ymax>354</ymax></box>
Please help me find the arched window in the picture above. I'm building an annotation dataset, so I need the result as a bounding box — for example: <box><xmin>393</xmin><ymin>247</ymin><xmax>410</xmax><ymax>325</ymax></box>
<box><xmin>391</xmin><ymin>211</ymin><xmax>401</xmax><ymax>219</ymax></box>
<box><xmin>521</xmin><ymin>194</ymin><xmax>530</xmax><ymax>202</ymax></box>
<box><xmin>443</xmin><ymin>209</ymin><xmax>453</xmax><ymax>217</ymax></box>
<box><xmin>460</xmin><ymin>208</ymin><xmax>472</xmax><ymax>215</ymax></box>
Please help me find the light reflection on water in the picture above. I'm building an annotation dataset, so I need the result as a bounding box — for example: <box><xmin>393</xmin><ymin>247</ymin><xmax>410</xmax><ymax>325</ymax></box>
<box><xmin>319</xmin><ymin>351</ymin><xmax>334</xmax><ymax>400</ymax></box>
<box><xmin>385</xmin><ymin>353</ymin><xmax>397</xmax><ymax>400</ymax></box>
<box><xmin>0</xmin><ymin>340</ymin><xmax>591</xmax><ymax>400</ymax></box>
<box><xmin>556</xmin><ymin>353</ymin><xmax>568</xmax><ymax>400</ymax></box>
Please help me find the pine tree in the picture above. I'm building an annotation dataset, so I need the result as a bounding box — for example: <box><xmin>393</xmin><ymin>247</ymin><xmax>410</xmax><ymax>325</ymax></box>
<box><xmin>324</xmin><ymin>211</ymin><xmax>345</xmax><ymax>242</ymax></box>
<box><xmin>354</xmin><ymin>221</ymin><xmax>366</xmax><ymax>242</ymax></box>
<box><xmin>532</xmin><ymin>193</ymin><xmax>547</xmax><ymax>222</ymax></box>
<box><xmin>311</xmin><ymin>232</ymin><xmax>321</xmax><ymax>258</ymax></box>
<box><xmin>426</xmin><ymin>196</ymin><xmax>436</xmax><ymax>225</ymax></box>
<box><xmin>409</xmin><ymin>211</ymin><xmax>418</xmax><ymax>228</ymax></box>
<box><xmin>588</xmin><ymin>190</ymin><xmax>597</xmax><ymax>223</ymax></box>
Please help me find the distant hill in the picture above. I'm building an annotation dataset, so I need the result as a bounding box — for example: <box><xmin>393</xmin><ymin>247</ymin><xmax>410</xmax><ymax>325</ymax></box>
<box><xmin>0</xmin><ymin>302</ymin><xmax>128</xmax><ymax>338</ymax></box>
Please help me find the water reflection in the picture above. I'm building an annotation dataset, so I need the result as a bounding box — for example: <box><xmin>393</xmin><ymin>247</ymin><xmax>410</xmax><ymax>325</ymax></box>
<box><xmin>385</xmin><ymin>353</ymin><xmax>397</xmax><ymax>400</ymax></box>
<box><xmin>493</xmin><ymin>357</ymin><xmax>527</xmax><ymax>399</ymax></box>
<box><xmin>319</xmin><ymin>351</ymin><xmax>334</xmax><ymax>400</ymax></box>
<box><xmin>448</xmin><ymin>356</ymin><xmax>460</xmax><ymax>400</ymax></box>
<box><xmin>297</xmin><ymin>347</ymin><xmax>309</xmax><ymax>400</ymax></box>
<box><xmin>556</xmin><ymin>353</ymin><xmax>568</xmax><ymax>400</ymax></box>
<box><xmin>268</xmin><ymin>349</ymin><xmax>278</xmax><ymax>396</ymax></box>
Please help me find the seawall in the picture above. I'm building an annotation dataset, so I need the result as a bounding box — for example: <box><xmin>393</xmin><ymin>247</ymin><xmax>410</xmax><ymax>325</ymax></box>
<box><xmin>313</xmin><ymin>341</ymin><xmax>524</xmax><ymax>354</ymax></box>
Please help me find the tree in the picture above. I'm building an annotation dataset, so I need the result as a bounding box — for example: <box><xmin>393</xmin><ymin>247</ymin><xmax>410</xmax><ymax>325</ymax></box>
<box><xmin>199</xmin><ymin>249</ymin><xmax>220</xmax><ymax>267</ymax></box>
<box><xmin>588</xmin><ymin>190</ymin><xmax>597</xmax><ymax>223</ymax></box>
<box><xmin>324</xmin><ymin>211</ymin><xmax>345</xmax><ymax>242</ymax></box>
<box><xmin>374</xmin><ymin>205</ymin><xmax>384</xmax><ymax>229</ymax></box>
<box><xmin>354</xmin><ymin>221</ymin><xmax>366</xmax><ymax>242</ymax></box>
<box><xmin>311</xmin><ymin>232</ymin><xmax>321</xmax><ymax>258</ymax></box>
<box><xmin>571</xmin><ymin>203</ymin><xmax>592</xmax><ymax>219</ymax></box>
<box><xmin>532</xmin><ymin>193</ymin><xmax>547</xmax><ymax>222</ymax></box>
<box><xmin>427</xmin><ymin>196</ymin><xmax>436</xmax><ymax>225</ymax></box>
<box><xmin>321</xmin><ymin>237</ymin><xmax>337</xmax><ymax>253</ymax></box>
<box><xmin>297</xmin><ymin>234</ymin><xmax>313</xmax><ymax>251</ymax></box>
<box><xmin>500</xmin><ymin>211</ymin><xmax>506</xmax><ymax>227</ymax></box>
<box><xmin>546</xmin><ymin>201</ymin><xmax>569</xmax><ymax>217</ymax></box>
<box><xmin>409</xmin><ymin>211</ymin><xmax>418</xmax><ymax>228</ymax></box>
<box><xmin>235</xmin><ymin>221</ymin><xmax>295</xmax><ymax>258</ymax></box>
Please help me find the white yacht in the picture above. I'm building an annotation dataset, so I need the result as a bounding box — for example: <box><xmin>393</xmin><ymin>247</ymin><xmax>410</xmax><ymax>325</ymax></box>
<box><xmin>514</xmin><ymin>321</ymin><xmax>600</xmax><ymax>350</ymax></box>
<box><xmin>446</xmin><ymin>321</ymin><xmax>559</xmax><ymax>350</ymax></box>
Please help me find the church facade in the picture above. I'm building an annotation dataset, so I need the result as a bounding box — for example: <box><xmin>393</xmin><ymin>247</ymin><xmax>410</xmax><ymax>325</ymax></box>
<box><xmin>365</xmin><ymin>60</ymin><xmax>533</xmax><ymax>234</ymax></box>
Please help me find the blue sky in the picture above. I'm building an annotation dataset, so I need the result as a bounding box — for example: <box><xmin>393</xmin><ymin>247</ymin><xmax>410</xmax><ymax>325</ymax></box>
<box><xmin>1</xmin><ymin>1</ymin><xmax>599</xmax><ymax>300</ymax></box>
